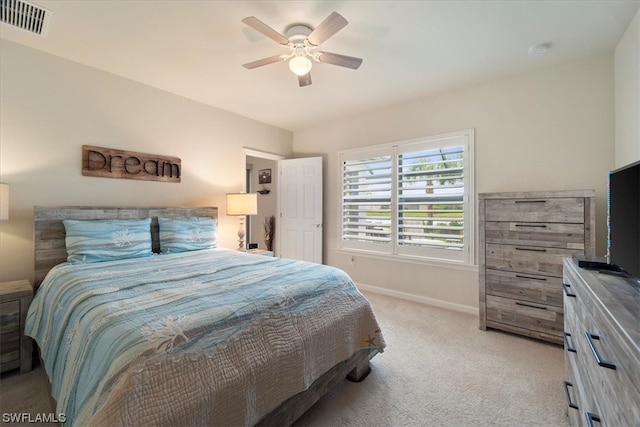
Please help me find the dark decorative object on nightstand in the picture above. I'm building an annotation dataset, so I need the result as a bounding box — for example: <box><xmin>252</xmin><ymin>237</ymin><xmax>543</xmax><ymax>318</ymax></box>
<box><xmin>264</xmin><ymin>215</ymin><xmax>275</xmax><ymax>252</ymax></box>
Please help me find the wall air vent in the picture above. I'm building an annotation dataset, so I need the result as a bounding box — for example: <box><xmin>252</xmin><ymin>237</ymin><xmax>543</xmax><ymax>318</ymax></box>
<box><xmin>1</xmin><ymin>0</ymin><xmax>52</xmax><ymax>37</ymax></box>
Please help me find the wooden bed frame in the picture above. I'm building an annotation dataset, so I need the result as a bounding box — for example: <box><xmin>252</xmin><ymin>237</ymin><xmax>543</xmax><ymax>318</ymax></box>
<box><xmin>33</xmin><ymin>206</ymin><xmax>376</xmax><ymax>426</ymax></box>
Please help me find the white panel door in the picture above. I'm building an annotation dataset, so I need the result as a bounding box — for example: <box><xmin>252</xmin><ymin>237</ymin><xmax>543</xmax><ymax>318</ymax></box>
<box><xmin>278</xmin><ymin>157</ymin><xmax>323</xmax><ymax>263</ymax></box>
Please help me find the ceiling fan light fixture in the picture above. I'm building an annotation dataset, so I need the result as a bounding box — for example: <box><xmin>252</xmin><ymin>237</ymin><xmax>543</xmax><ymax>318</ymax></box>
<box><xmin>289</xmin><ymin>56</ymin><xmax>312</xmax><ymax>76</ymax></box>
<box><xmin>242</xmin><ymin>12</ymin><xmax>362</xmax><ymax>86</ymax></box>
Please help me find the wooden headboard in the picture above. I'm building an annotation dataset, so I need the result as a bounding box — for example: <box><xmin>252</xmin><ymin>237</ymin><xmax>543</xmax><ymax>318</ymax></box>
<box><xmin>34</xmin><ymin>206</ymin><xmax>218</xmax><ymax>288</ymax></box>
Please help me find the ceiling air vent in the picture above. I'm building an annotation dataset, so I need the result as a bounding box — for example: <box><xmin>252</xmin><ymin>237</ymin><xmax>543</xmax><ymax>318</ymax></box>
<box><xmin>1</xmin><ymin>0</ymin><xmax>52</xmax><ymax>37</ymax></box>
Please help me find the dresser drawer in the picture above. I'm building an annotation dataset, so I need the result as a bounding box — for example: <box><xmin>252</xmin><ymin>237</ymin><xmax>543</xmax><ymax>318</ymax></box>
<box><xmin>484</xmin><ymin>221</ymin><xmax>585</xmax><ymax>249</ymax></box>
<box><xmin>0</xmin><ymin>300</ymin><xmax>20</xmax><ymax>332</ymax></box>
<box><xmin>0</xmin><ymin>336</ymin><xmax>19</xmax><ymax>365</ymax></box>
<box><xmin>484</xmin><ymin>198</ymin><xmax>585</xmax><ymax>223</ymax></box>
<box><xmin>486</xmin><ymin>295</ymin><xmax>563</xmax><ymax>337</ymax></box>
<box><xmin>486</xmin><ymin>243</ymin><xmax>580</xmax><ymax>277</ymax></box>
<box><xmin>563</xmin><ymin>371</ymin><xmax>583</xmax><ymax>427</ymax></box>
<box><xmin>0</xmin><ymin>300</ymin><xmax>20</xmax><ymax>367</ymax></box>
<box><xmin>573</xmin><ymin>307</ymin><xmax>640</xmax><ymax>425</ymax></box>
<box><xmin>486</xmin><ymin>269</ymin><xmax>563</xmax><ymax>306</ymax></box>
<box><xmin>563</xmin><ymin>287</ymin><xmax>589</xmax><ymax>426</ymax></box>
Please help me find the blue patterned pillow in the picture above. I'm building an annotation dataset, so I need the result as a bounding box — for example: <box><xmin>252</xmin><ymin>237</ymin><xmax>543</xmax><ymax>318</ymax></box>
<box><xmin>158</xmin><ymin>217</ymin><xmax>217</xmax><ymax>254</ymax></box>
<box><xmin>63</xmin><ymin>218</ymin><xmax>153</xmax><ymax>264</ymax></box>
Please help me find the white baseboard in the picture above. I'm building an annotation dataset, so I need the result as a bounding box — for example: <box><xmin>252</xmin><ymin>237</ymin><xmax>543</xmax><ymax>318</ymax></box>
<box><xmin>355</xmin><ymin>282</ymin><xmax>478</xmax><ymax>316</ymax></box>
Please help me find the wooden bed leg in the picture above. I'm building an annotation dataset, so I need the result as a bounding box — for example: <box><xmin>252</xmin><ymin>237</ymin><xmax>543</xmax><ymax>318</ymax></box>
<box><xmin>346</xmin><ymin>358</ymin><xmax>371</xmax><ymax>382</ymax></box>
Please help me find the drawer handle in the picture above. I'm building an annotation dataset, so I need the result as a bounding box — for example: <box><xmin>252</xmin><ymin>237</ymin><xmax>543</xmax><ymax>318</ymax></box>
<box><xmin>515</xmin><ymin>247</ymin><xmax>547</xmax><ymax>252</ymax></box>
<box><xmin>563</xmin><ymin>381</ymin><xmax>579</xmax><ymax>410</ymax></box>
<box><xmin>515</xmin><ymin>200</ymin><xmax>547</xmax><ymax>204</ymax></box>
<box><xmin>562</xmin><ymin>283</ymin><xmax>576</xmax><ymax>298</ymax></box>
<box><xmin>515</xmin><ymin>274</ymin><xmax>547</xmax><ymax>281</ymax></box>
<box><xmin>514</xmin><ymin>224</ymin><xmax>548</xmax><ymax>228</ymax></box>
<box><xmin>585</xmin><ymin>333</ymin><xmax>617</xmax><ymax>370</ymax></box>
<box><xmin>586</xmin><ymin>412</ymin><xmax>602</xmax><ymax>427</ymax></box>
<box><xmin>563</xmin><ymin>332</ymin><xmax>577</xmax><ymax>353</ymax></box>
<box><xmin>515</xmin><ymin>301</ymin><xmax>547</xmax><ymax>310</ymax></box>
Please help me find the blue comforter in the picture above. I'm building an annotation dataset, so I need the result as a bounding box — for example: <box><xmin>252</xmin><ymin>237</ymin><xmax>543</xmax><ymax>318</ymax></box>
<box><xmin>26</xmin><ymin>248</ymin><xmax>384</xmax><ymax>426</ymax></box>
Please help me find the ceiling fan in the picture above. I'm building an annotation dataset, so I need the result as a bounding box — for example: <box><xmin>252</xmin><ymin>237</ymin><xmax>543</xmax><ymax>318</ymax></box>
<box><xmin>242</xmin><ymin>11</ymin><xmax>363</xmax><ymax>87</ymax></box>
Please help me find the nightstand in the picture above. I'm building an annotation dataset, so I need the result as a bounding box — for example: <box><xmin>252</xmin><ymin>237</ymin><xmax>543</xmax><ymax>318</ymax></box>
<box><xmin>247</xmin><ymin>249</ymin><xmax>274</xmax><ymax>257</ymax></box>
<box><xmin>0</xmin><ymin>279</ymin><xmax>33</xmax><ymax>374</ymax></box>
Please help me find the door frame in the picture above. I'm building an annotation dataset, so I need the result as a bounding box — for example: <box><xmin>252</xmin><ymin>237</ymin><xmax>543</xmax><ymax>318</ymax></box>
<box><xmin>243</xmin><ymin>148</ymin><xmax>286</xmax><ymax>253</ymax></box>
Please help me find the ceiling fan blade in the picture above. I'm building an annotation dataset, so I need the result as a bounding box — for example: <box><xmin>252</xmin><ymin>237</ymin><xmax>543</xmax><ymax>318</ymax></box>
<box><xmin>307</xmin><ymin>12</ymin><xmax>348</xmax><ymax>46</ymax></box>
<box><xmin>242</xmin><ymin>16</ymin><xmax>289</xmax><ymax>45</ymax></box>
<box><xmin>243</xmin><ymin>55</ymin><xmax>286</xmax><ymax>69</ymax></box>
<box><xmin>298</xmin><ymin>72</ymin><xmax>312</xmax><ymax>87</ymax></box>
<box><xmin>318</xmin><ymin>52</ymin><xmax>363</xmax><ymax>70</ymax></box>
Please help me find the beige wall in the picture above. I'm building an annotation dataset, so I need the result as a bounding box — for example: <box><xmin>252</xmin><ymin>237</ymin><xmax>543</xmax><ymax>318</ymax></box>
<box><xmin>615</xmin><ymin>8</ymin><xmax>640</xmax><ymax>167</ymax></box>
<box><xmin>0</xmin><ymin>40</ymin><xmax>292</xmax><ymax>283</ymax></box>
<box><xmin>293</xmin><ymin>55</ymin><xmax>615</xmax><ymax>312</ymax></box>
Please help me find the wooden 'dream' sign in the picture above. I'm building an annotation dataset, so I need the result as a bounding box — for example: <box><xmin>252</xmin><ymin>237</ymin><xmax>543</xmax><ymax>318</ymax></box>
<box><xmin>82</xmin><ymin>145</ymin><xmax>181</xmax><ymax>183</ymax></box>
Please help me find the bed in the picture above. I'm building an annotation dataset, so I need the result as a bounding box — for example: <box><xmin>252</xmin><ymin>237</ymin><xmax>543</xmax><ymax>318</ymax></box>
<box><xmin>27</xmin><ymin>206</ymin><xmax>385</xmax><ymax>426</ymax></box>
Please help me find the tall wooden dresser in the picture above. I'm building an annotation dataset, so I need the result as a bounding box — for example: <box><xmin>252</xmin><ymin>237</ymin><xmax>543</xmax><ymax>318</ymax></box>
<box><xmin>563</xmin><ymin>258</ymin><xmax>639</xmax><ymax>426</ymax></box>
<box><xmin>479</xmin><ymin>190</ymin><xmax>595</xmax><ymax>344</ymax></box>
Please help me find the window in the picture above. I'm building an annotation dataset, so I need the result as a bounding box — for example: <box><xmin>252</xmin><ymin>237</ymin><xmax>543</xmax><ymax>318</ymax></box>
<box><xmin>339</xmin><ymin>129</ymin><xmax>474</xmax><ymax>265</ymax></box>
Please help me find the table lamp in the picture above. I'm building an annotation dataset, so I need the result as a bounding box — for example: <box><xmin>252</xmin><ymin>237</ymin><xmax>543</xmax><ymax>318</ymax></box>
<box><xmin>226</xmin><ymin>192</ymin><xmax>258</xmax><ymax>251</ymax></box>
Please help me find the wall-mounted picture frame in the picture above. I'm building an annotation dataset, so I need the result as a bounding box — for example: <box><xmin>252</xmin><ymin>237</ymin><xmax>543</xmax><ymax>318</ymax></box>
<box><xmin>259</xmin><ymin>169</ymin><xmax>272</xmax><ymax>184</ymax></box>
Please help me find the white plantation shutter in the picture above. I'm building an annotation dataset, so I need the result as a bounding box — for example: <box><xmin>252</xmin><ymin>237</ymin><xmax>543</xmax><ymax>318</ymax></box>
<box><xmin>339</xmin><ymin>130</ymin><xmax>473</xmax><ymax>265</ymax></box>
<box><xmin>396</xmin><ymin>139</ymin><xmax>466</xmax><ymax>261</ymax></box>
<box><xmin>341</xmin><ymin>148</ymin><xmax>393</xmax><ymax>250</ymax></box>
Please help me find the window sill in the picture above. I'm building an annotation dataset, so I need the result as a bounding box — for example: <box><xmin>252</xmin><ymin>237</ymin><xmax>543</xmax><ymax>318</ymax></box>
<box><xmin>334</xmin><ymin>248</ymin><xmax>478</xmax><ymax>272</ymax></box>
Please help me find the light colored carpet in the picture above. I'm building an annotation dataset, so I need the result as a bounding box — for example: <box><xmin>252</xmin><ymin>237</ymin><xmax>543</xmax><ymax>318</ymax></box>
<box><xmin>294</xmin><ymin>291</ymin><xmax>568</xmax><ymax>426</ymax></box>
<box><xmin>0</xmin><ymin>365</ymin><xmax>57</xmax><ymax>427</ymax></box>
<box><xmin>0</xmin><ymin>291</ymin><xmax>569</xmax><ymax>426</ymax></box>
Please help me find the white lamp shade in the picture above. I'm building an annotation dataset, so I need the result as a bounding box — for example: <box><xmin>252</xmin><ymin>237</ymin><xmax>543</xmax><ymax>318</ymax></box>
<box><xmin>289</xmin><ymin>56</ymin><xmax>312</xmax><ymax>76</ymax></box>
<box><xmin>226</xmin><ymin>193</ymin><xmax>258</xmax><ymax>216</ymax></box>
<box><xmin>0</xmin><ymin>183</ymin><xmax>8</xmax><ymax>221</ymax></box>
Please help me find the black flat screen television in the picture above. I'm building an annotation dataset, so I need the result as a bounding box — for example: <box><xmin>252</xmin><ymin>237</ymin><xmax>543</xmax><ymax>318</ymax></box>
<box><xmin>607</xmin><ymin>160</ymin><xmax>640</xmax><ymax>282</ymax></box>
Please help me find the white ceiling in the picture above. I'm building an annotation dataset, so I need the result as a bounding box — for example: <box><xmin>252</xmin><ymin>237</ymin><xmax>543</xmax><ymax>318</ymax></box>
<box><xmin>1</xmin><ymin>1</ymin><xmax>638</xmax><ymax>131</ymax></box>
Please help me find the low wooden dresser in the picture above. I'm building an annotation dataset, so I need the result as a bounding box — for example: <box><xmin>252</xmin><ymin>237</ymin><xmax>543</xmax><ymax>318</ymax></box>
<box><xmin>479</xmin><ymin>190</ymin><xmax>595</xmax><ymax>344</ymax></box>
<box><xmin>562</xmin><ymin>258</ymin><xmax>639</xmax><ymax>426</ymax></box>
<box><xmin>0</xmin><ymin>279</ymin><xmax>33</xmax><ymax>373</ymax></box>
